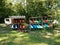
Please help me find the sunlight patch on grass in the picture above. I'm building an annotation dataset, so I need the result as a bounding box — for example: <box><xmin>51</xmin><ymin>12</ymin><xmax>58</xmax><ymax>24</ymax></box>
<box><xmin>41</xmin><ymin>32</ymin><xmax>53</xmax><ymax>39</ymax></box>
<box><xmin>11</xmin><ymin>31</ymin><xmax>17</xmax><ymax>33</ymax></box>
<box><xmin>0</xmin><ymin>37</ymin><xmax>8</xmax><ymax>41</ymax></box>
<box><xmin>54</xmin><ymin>34</ymin><xmax>60</xmax><ymax>37</ymax></box>
<box><xmin>12</xmin><ymin>36</ymin><xmax>29</xmax><ymax>44</ymax></box>
<box><xmin>55</xmin><ymin>39</ymin><xmax>60</xmax><ymax>42</ymax></box>
<box><xmin>47</xmin><ymin>32</ymin><xmax>53</xmax><ymax>36</ymax></box>
<box><xmin>12</xmin><ymin>38</ymin><xmax>24</xmax><ymax>44</ymax></box>
<box><xmin>8</xmin><ymin>32</ymin><xmax>28</xmax><ymax>37</ymax></box>
<box><xmin>43</xmin><ymin>35</ymin><xmax>51</xmax><ymax>38</ymax></box>
<box><xmin>54</xmin><ymin>30</ymin><xmax>60</xmax><ymax>33</ymax></box>
<box><xmin>29</xmin><ymin>43</ymin><xmax>48</xmax><ymax>45</ymax></box>
<box><xmin>0</xmin><ymin>24</ymin><xmax>6</xmax><ymax>27</ymax></box>
<box><xmin>43</xmin><ymin>32</ymin><xmax>53</xmax><ymax>38</ymax></box>
<box><xmin>5</xmin><ymin>32</ymin><xmax>30</xmax><ymax>44</ymax></box>
<box><xmin>23</xmin><ymin>36</ymin><xmax>29</xmax><ymax>39</ymax></box>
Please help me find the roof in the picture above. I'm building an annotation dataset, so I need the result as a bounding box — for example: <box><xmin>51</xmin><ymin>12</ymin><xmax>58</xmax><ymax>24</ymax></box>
<box><xmin>9</xmin><ymin>16</ymin><xmax>25</xmax><ymax>19</ymax></box>
<box><xmin>29</xmin><ymin>17</ymin><xmax>41</xmax><ymax>19</ymax></box>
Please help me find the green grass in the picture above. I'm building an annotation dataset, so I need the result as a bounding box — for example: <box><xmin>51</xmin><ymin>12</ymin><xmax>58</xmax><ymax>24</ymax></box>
<box><xmin>0</xmin><ymin>24</ymin><xmax>60</xmax><ymax>45</ymax></box>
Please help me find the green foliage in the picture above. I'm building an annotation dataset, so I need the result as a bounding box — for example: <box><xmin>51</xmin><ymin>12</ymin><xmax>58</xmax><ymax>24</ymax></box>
<box><xmin>27</xmin><ymin>2</ymin><xmax>48</xmax><ymax>17</ymax></box>
<box><xmin>0</xmin><ymin>0</ymin><xmax>59</xmax><ymax>23</ymax></box>
<box><xmin>0</xmin><ymin>0</ymin><xmax>15</xmax><ymax>22</ymax></box>
<box><xmin>16</xmin><ymin>3</ymin><xmax>26</xmax><ymax>15</ymax></box>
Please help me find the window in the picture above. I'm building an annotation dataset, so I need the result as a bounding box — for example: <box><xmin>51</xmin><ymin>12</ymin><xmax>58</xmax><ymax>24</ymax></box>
<box><xmin>6</xmin><ymin>19</ymin><xmax>9</xmax><ymax>21</ymax></box>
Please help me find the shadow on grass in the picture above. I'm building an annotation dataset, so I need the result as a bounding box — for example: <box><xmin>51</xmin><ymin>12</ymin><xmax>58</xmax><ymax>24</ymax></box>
<box><xmin>0</xmin><ymin>24</ymin><xmax>60</xmax><ymax>45</ymax></box>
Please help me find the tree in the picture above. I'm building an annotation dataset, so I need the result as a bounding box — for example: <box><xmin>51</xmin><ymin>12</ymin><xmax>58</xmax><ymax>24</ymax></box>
<box><xmin>44</xmin><ymin>0</ymin><xmax>60</xmax><ymax>18</ymax></box>
<box><xmin>0</xmin><ymin>0</ymin><xmax>15</xmax><ymax>23</ymax></box>
<box><xmin>0</xmin><ymin>0</ymin><xmax>6</xmax><ymax>22</ymax></box>
<box><xmin>26</xmin><ymin>1</ymin><xmax>48</xmax><ymax>16</ymax></box>
<box><xmin>14</xmin><ymin>3</ymin><xmax>26</xmax><ymax>15</ymax></box>
<box><xmin>26</xmin><ymin>0</ymin><xmax>59</xmax><ymax>18</ymax></box>
<box><xmin>0</xmin><ymin>0</ymin><xmax>59</xmax><ymax>23</ymax></box>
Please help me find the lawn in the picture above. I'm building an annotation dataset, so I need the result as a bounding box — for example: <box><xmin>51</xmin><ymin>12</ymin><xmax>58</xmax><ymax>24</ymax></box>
<box><xmin>0</xmin><ymin>24</ymin><xmax>60</xmax><ymax>45</ymax></box>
